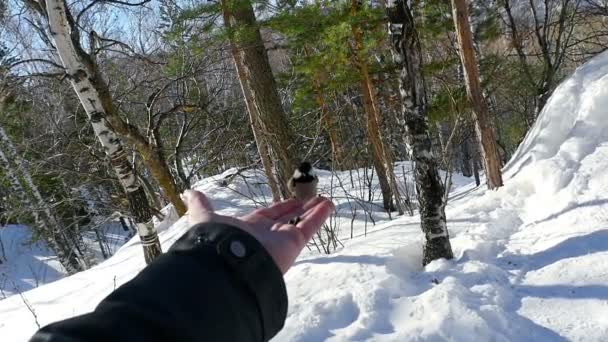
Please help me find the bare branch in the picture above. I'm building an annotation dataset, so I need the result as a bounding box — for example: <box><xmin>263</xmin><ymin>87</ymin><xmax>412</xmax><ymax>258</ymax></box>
<box><xmin>10</xmin><ymin>58</ymin><xmax>64</xmax><ymax>70</ymax></box>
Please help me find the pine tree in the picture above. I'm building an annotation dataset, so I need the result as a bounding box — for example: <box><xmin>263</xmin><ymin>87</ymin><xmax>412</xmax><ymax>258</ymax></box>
<box><xmin>450</xmin><ymin>0</ymin><xmax>503</xmax><ymax>190</ymax></box>
<box><xmin>221</xmin><ymin>0</ymin><xmax>299</xmax><ymax>195</ymax></box>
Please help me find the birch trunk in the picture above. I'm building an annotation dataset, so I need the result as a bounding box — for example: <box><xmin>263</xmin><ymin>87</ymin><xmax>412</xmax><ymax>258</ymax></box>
<box><xmin>0</xmin><ymin>124</ymin><xmax>83</xmax><ymax>273</ymax></box>
<box><xmin>43</xmin><ymin>0</ymin><xmax>163</xmax><ymax>263</ymax></box>
<box><xmin>450</xmin><ymin>0</ymin><xmax>503</xmax><ymax>190</ymax></box>
<box><xmin>386</xmin><ymin>0</ymin><xmax>454</xmax><ymax>264</ymax></box>
<box><xmin>221</xmin><ymin>0</ymin><xmax>298</xmax><ymax>193</ymax></box>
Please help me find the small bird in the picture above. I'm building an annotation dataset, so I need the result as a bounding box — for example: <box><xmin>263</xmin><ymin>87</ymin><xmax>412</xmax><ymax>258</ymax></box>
<box><xmin>288</xmin><ymin>162</ymin><xmax>319</xmax><ymax>202</ymax></box>
<box><xmin>288</xmin><ymin>162</ymin><xmax>319</xmax><ymax>225</ymax></box>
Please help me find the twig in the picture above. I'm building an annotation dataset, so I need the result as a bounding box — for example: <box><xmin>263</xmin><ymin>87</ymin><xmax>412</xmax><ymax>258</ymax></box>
<box><xmin>6</xmin><ymin>275</ymin><xmax>40</xmax><ymax>328</ymax></box>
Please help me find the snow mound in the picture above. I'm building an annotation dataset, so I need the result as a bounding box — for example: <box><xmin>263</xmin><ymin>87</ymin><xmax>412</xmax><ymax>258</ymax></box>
<box><xmin>0</xmin><ymin>225</ymin><xmax>65</xmax><ymax>299</ymax></box>
<box><xmin>2</xmin><ymin>52</ymin><xmax>608</xmax><ymax>341</ymax></box>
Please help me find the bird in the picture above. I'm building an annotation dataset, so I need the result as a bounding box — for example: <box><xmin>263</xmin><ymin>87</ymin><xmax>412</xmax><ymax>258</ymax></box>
<box><xmin>287</xmin><ymin>162</ymin><xmax>319</xmax><ymax>225</ymax></box>
<box><xmin>288</xmin><ymin>162</ymin><xmax>319</xmax><ymax>202</ymax></box>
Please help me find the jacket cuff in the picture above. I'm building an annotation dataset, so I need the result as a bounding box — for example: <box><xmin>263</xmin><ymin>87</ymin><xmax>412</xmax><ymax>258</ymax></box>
<box><xmin>169</xmin><ymin>222</ymin><xmax>288</xmax><ymax>341</ymax></box>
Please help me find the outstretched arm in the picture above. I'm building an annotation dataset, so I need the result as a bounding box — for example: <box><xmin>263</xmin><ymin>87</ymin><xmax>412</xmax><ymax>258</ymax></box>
<box><xmin>30</xmin><ymin>190</ymin><xmax>334</xmax><ymax>342</ymax></box>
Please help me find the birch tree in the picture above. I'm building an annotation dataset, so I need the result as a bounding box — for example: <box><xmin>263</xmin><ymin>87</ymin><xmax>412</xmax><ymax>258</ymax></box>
<box><xmin>23</xmin><ymin>0</ymin><xmax>186</xmax><ymax>214</ymax></box>
<box><xmin>0</xmin><ymin>92</ymin><xmax>85</xmax><ymax>273</ymax></box>
<box><xmin>22</xmin><ymin>0</ymin><xmax>165</xmax><ymax>263</ymax></box>
<box><xmin>386</xmin><ymin>0</ymin><xmax>454</xmax><ymax>264</ymax></box>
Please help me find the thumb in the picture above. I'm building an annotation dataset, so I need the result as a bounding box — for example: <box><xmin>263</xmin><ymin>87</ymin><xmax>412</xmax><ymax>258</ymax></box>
<box><xmin>182</xmin><ymin>190</ymin><xmax>214</xmax><ymax>224</ymax></box>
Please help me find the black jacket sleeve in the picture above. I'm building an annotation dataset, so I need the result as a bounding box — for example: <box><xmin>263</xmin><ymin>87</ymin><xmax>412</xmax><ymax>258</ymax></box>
<box><xmin>30</xmin><ymin>222</ymin><xmax>288</xmax><ymax>342</ymax></box>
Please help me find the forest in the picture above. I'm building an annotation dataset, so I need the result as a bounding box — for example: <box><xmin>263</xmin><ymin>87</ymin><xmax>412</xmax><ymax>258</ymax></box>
<box><xmin>1</xmin><ymin>0</ymin><xmax>608</xmax><ymax>297</ymax></box>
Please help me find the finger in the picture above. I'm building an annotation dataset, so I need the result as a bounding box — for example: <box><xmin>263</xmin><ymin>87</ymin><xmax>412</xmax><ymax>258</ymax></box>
<box><xmin>303</xmin><ymin>196</ymin><xmax>327</xmax><ymax>211</ymax></box>
<box><xmin>275</xmin><ymin>196</ymin><xmax>326</xmax><ymax>224</ymax></box>
<box><xmin>244</xmin><ymin>199</ymin><xmax>302</xmax><ymax>221</ymax></box>
<box><xmin>182</xmin><ymin>190</ymin><xmax>214</xmax><ymax>224</ymax></box>
<box><xmin>297</xmin><ymin>196</ymin><xmax>332</xmax><ymax>221</ymax></box>
<box><xmin>296</xmin><ymin>198</ymin><xmax>335</xmax><ymax>241</ymax></box>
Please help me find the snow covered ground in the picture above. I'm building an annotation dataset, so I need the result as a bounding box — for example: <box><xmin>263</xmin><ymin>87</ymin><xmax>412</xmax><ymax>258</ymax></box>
<box><xmin>0</xmin><ymin>220</ymin><xmax>132</xmax><ymax>300</ymax></box>
<box><xmin>2</xmin><ymin>51</ymin><xmax>608</xmax><ymax>341</ymax></box>
<box><xmin>0</xmin><ymin>225</ymin><xmax>65</xmax><ymax>299</ymax></box>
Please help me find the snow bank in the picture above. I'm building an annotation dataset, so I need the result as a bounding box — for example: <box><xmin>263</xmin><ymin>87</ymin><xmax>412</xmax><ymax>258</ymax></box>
<box><xmin>2</xmin><ymin>52</ymin><xmax>608</xmax><ymax>341</ymax></box>
<box><xmin>0</xmin><ymin>225</ymin><xmax>65</xmax><ymax>299</ymax></box>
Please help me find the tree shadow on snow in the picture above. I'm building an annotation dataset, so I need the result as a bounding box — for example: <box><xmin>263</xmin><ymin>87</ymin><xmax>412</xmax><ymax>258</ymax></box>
<box><xmin>500</xmin><ymin>229</ymin><xmax>608</xmax><ymax>273</ymax></box>
<box><xmin>1</xmin><ymin>251</ymin><xmax>64</xmax><ymax>298</ymax></box>
<box><xmin>293</xmin><ymin>255</ymin><xmax>386</xmax><ymax>267</ymax></box>
<box><xmin>517</xmin><ymin>284</ymin><xmax>608</xmax><ymax>300</ymax></box>
<box><xmin>530</xmin><ymin>198</ymin><xmax>608</xmax><ymax>226</ymax></box>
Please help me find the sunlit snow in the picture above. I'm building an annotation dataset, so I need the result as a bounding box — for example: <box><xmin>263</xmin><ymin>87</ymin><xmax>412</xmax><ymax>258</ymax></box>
<box><xmin>2</xmin><ymin>51</ymin><xmax>608</xmax><ymax>341</ymax></box>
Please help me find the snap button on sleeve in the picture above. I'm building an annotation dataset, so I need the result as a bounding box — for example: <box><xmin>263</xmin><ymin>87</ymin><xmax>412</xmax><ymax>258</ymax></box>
<box><xmin>230</xmin><ymin>240</ymin><xmax>247</xmax><ymax>258</ymax></box>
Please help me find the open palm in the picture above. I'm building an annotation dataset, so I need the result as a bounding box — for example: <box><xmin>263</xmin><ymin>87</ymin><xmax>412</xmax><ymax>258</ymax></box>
<box><xmin>182</xmin><ymin>190</ymin><xmax>334</xmax><ymax>274</ymax></box>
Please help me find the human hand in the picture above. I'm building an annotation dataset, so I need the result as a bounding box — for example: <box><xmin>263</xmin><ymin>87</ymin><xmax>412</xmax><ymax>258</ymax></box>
<box><xmin>181</xmin><ymin>190</ymin><xmax>335</xmax><ymax>274</ymax></box>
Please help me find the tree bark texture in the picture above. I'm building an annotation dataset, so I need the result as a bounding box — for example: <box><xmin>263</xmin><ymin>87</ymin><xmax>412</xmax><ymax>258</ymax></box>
<box><xmin>43</xmin><ymin>0</ymin><xmax>163</xmax><ymax>263</ymax></box>
<box><xmin>39</xmin><ymin>0</ymin><xmax>186</xmax><ymax>217</ymax></box>
<box><xmin>460</xmin><ymin>135</ymin><xmax>473</xmax><ymax>177</ymax></box>
<box><xmin>386</xmin><ymin>0</ymin><xmax>454</xmax><ymax>265</ymax></box>
<box><xmin>222</xmin><ymin>0</ymin><xmax>298</xmax><ymax>192</ymax></box>
<box><xmin>450</xmin><ymin>0</ymin><xmax>503</xmax><ymax>190</ymax></box>
<box><xmin>351</xmin><ymin>0</ymin><xmax>403</xmax><ymax>213</ymax></box>
<box><xmin>224</xmin><ymin>12</ymin><xmax>282</xmax><ymax>203</ymax></box>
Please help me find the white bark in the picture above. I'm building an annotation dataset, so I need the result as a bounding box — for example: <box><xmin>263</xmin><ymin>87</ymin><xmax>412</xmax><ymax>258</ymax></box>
<box><xmin>45</xmin><ymin>0</ymin><xmax>137</xmax><ymax>192</ymax></box>
<box><xmin>0</xmin><ymin>126</ymin><xmax>84</xmax><ymax>273</ymax></box>
<box><xmin>0</xmin><ymin>127</ymin><xmax>60</xmax><ymax>229</ymax></box>
<box><xmin>43</xmin><ymin>0</ymin><xmax>162</xmax><ymax>263</ymax></box>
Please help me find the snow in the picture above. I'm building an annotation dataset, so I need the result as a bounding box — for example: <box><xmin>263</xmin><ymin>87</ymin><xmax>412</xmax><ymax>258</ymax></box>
<box><xmin>0</xmin><ymin>225</ymin><xmax>65</xmax><ymax>299</ymax></box>
<box><xmin>2</xmin><ymin>51</ymin><xmax>608</xmax><ymax>341</ymax></box>
<box><xmin>0</xmin><ymin>221</ymin><xmax>132</xmax><ymax>301</ymax></box>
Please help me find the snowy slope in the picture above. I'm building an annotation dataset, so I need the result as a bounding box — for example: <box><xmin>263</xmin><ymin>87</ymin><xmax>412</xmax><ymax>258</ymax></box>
<box><xmin>0</xmin><ymin>225</ymin><xmax>65</xmax><ymax>299</ymax></box>
<box><xmin>0</xmin><ymin>221</ymin><xmax>134</xmax><ymax>302</ymax></box>
<box><xmin>2</xmin><ymin>52</ymin><xmax>608</xmax><ymax>341</ymax></box>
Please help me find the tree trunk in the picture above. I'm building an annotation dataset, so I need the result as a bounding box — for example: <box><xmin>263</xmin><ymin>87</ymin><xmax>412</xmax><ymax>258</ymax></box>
<box><xmin>450</xmin><ymin>0</ymin><xmax>503</xmax><ymax>189</ymax></box>
<box><xmin>471</xmin><ymin>132</ymin><xmax>482</xmax><ymax>186</ymax></box>
<box><xmin>303</xmin><ymin>46</ymin><xmax>349</xmax><ymax>170</ymax></box>
<box><xmin>221</xmin><ymin>0</ymin><xmax>298</xmax><ymax>192</ymax></box>
<box><xmin>460</xmin><ymin>135</ymin><xmax>473</xmax><ymax>177</ymax></box>
<box><xmin>0</xmin><ymin>124</ymin><xmax>83</xmax><ymax>273</ymax></box>
<box><xmin>174</xmin><ymin>117</ymin><xmax>191</xmax><ymax>190</ymax></box>
<box><xmin>43</xmin><ymin>0</ymin><xmax>163</xmax><ymax>263</ymax></box>
<box><xmin>224</xmin><ymin>12</ymin><xmax>282</xmax><ymax>203</ymax></box>
<box><xmin>34</xmin><ymin>0</ymin><xmax>186</xmax><ymax>217</ymax></box>
<box><xmin>313</xmin><ymin>74</ymin><xmax>349</xmax><ymax>171</ymax></box>
<box><xmin>351</xmin><ymin>0</ymin><xmax>403</xmax><ymax>213</ymax></box>
<box><xmin>386</xmin><ymin>0</ymin><xmax>454</xmax><ymax>265</ymax></box>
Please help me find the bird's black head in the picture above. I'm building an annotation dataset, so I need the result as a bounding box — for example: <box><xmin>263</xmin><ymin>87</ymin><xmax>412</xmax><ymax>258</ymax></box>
<box><xmin>292</xmin><ymin>162</ymin><xmax>316</xmax><ymax>183</ymax></box>
<box><xmin>298</xmin><ymin>162</ymin><xmax>313</xmax><ymax>174</ymax></box>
